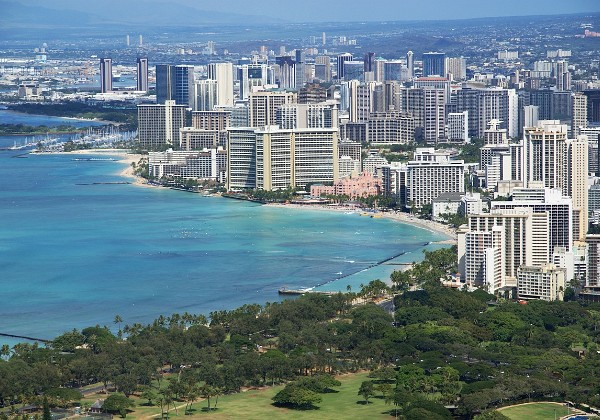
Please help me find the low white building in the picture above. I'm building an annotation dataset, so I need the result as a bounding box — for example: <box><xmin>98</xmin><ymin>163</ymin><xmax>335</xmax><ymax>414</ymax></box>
<box><xmin>517</xmin><ymin>264</ymin><xmax>566</xmax><ymax>301</ymax></box>
<box><xmin>149</xmin><ymin>148</ymin><xmax>226</xmax><ymax>181</ymax></box>
<box><xmin>432</xmin><ymin>192</ymin><xmax>463</xmax><ymax>221</ymax></box>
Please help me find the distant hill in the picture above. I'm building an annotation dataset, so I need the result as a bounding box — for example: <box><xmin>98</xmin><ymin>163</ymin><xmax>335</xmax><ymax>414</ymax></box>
<box><xmin>0</xmin><ymin>0</ymin><xmax>277</xmax><ymax>29</ymax></box>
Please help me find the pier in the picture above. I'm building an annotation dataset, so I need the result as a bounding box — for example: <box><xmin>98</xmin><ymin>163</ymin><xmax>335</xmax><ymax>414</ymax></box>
<box><xmin>278</xmin><ymin>288</ymin><xmax>338</xmax><ymax>296</ymax></box>
<box><xmin>0</xmin><ymin>332</ymin><xmax>50</xmax><ymax>344</ymax></box>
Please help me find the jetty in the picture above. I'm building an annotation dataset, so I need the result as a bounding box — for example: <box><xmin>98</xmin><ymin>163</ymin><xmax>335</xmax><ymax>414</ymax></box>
<box><xmin>278</xmin><ymin>287</ymin><xmax>338</xmax><ymax>296</ymax></box>
<box><xmin>0</xmin><ymin>332</ymin><xmax>50</xmax><ymax>343</ymax></box>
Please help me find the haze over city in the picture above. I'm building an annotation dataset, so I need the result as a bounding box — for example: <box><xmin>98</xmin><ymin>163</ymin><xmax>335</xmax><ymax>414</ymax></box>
<box><xmin>2</xmin><ymin>0</ymin><xmax>599</xmax><ymax>27</ymax></box>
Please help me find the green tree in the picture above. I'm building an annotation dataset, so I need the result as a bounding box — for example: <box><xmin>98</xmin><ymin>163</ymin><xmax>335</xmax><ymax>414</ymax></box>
<box><xmin>102</xmin><ymin>394</ymin><xmax>135</xmax><ymax>418</ymax></box>
<box><xmin>358</xmin><ymin>380</ymin><xmax>375</xmax><ymax>404</ymax></box>
<box><xmin>139</xmin><ymin>386</ymin><xmax>157</xmax><ymax>406</ymax></box>
<box><xmin>272</xmin><ymin>384</ymin><xmax>322</xmax><ymax>409</ymax></box>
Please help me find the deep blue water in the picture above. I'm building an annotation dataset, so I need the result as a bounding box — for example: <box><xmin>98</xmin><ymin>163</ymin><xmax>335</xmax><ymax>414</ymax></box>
<box><xmin>0</xmin><ymin>117</ymin><xmax>448</xmax><ymax>347</ymax></box>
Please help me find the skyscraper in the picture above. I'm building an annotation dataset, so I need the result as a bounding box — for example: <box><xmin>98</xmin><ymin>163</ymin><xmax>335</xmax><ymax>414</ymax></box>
<box><xmin>249</xmin><ymin>90</ymin><xmax>297</xmax><ymax>128</ymax></box>
<box><xmin>136</xmin><ymin>57</ymin><xmax>148</xmax><ymax>92</ymax></box>
<box><xmin>99</xmin><ymin>58</ymin><xmax>113</xmax><ymax>93</ymax></box>
<box><xmin>137</xmin><ymin>100</ymin><xmax>187</xmax><ymax>149</ymax></box>
<box><xmin>194</xmin><ymin>80</ymin><xmax>218</xmax><ymax>111</ymax></box>
<box><xmin>314</xmin><ymin>55</ymin><xmax>331</xmax><ymax>82</ymax></box>
<box><xmin>156</xmin><ymin>64</ymin><xmax>173</xmax><ymax>104</ymax></box>
<box><xmin>566</xmin><ymin>135</ymin><xmax>589</xmax><ymax>242</ymax></box>
<box><xmin>445</xmin><ymin>57</ymin><xmax>466</xmax><ymax>81</ymax></box>
<box><xmin>523</xmin><ymin>121</ymin><xmax>568</xmax><ymax>191</ymax></box>
<box><xmin>295</xmin><ymin>50</ymin><xmax>306</xmax><ymax>90</ymax></box>
<box><xmin>207</xmin><ymin>63</ymin><xmax>234</xmax><ymax>106</ymax></box>
<box><xmin>363</xmin><ymin>52</ymin><xmax>375</xmax><ymax>73</ymax></box>
<box><xmin>422</xmin><ymin>52</ymin><xmax>446</xmax><ymax>77</ymax></box>
<box><xmin>238</xmin><ymin>64</ymin><xmax>268</xmax><ymax>101</ymax></box>
<box><xmin>336</xmin><ymin>53</ymin><xmax>353</xmax><ymax>80</ymax></box>
<box><xmin>406</xmin><ymin>51</ymin><xmax>414</xmax><ymax>79</ymax></box>
<box><xmin>571</xmin><ymin>92</ymin><xmax>588</xmax><ymax>137</ymax></box>
<box><xmin>173</xmin><ymin>65</ymin><xmax>195</xmax><ymax>108</ymax></box>
<box><xmin>156</xmin><ymin>64</ymin><xmax>195</xmax><ymax>107</ymax></box>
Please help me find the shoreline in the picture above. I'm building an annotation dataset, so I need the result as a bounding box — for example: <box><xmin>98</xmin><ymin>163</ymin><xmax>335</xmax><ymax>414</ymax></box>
<box><xmin>53</xmin><ymin>149</ymin><xmax>457</xmax><ymax>240</ymax></box>
<box><xmin>264</xmin><ymin>202</ymin><xmax>457</xmax><ymax>241</ymax></box>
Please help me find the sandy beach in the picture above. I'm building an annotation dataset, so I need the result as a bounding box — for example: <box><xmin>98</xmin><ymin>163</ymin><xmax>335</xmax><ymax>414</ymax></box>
<box><xmin>265</xmin><ymin>202</ymin><xmax>457</xmax><ymax>241</ymax></box>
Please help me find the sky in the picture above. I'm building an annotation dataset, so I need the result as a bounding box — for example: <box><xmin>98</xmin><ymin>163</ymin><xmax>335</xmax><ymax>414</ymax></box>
<box><xmin>11</xmin><ymin>0</ymin><xmax>600</xmax><ymax>24</ymax></box>
<box><xmin>168</xmin><ymin>0</ymin><xmax>599</xmax><ymax>22</ymax></box>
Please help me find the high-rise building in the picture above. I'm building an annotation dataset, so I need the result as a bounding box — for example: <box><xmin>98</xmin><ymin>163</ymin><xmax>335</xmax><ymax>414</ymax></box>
<box><xmin>343</xmin><ymin>61</ymin><xmax>364</xmax><ymax>81</ymax></box>
<box><xmin>462</xmin><ymin>208</ymin><xmax>550</xmax><ymax>292</ymax></box>
<box><xmin>226</xmin><ymin>126</ymin><xmax>339</xmax><ymax>191</ymax></box>
<box><xmin>295</xmin><ymin>50</ymin><xmax>306</xmax><ymax>90</ymax></box>
<box><xmin>367</xmin><ymin>111</ymin><xmax>416</xmax><ymax>145</ymax></box>
<box><xmin>137</xmin><ymin>100</ymin><xmax>187</xmax><ymax>150</ymax></box>
<box><xmin>207</xmin><ymin>63</ymin><xmax>234</xmax><ymax>107</ymax></box>
<box><xmin>350</xmin><ymin>81</ymin><xmax>379</xmax><ymax>122</ymax></box>
<box><xmin>298</xmin><ymin>84</ymin><xmax>328</xmax><ymax>104</ymax></box>
<box><xmin>451</xmin><ymin>87</ymin><xmax>518</xmax><ymax>138</ymax></box>
<box><xmin>492</xmin><ymin>187</ymin><xmax>573</xmax><ymax>255</ymax></box>
<box><xmin>380</xmin><ymin>60</ymin><xmax>397</xmax><ymax>81</ymax></box>
<box><xmin>523</xmin><ymin>121</ymin><xmax>568</xmax><ymax>191</ymax></box>
<box><xmin>249</xmin><ymin>90</ymin><xmax>297</xmax><ymax>128</ymax></box>
<box><xmin>586</xmin><ymin>234</ymin><xmax>600</xmax><ymax>292</ymax></box>
<box><xmin>238</xmin><ymin>64</ymin><xmax>268</xmax><ymax>101</ymax></box>
<box><xmin>226</xmin><ymin>128</ymin><xmax>258</xmax><ymax>190</ymax></box>
<box><xmin>136</xmin><ymin>57</ymin><xmax>148</xmax><ymax>92</ymax></box>
<box><xmin>445</xmin><ymin>57</ymin><xmax>466</xmax><ymax>81</ymax></box>
<box><xmin>572</xmin><ymin>92</ymin><xmax>588</xmax><ymax>137</ymax></box>
<box><xmin>413</xmin><ymin>77</ymin><xmax>451</xmax><ymax>103</ymax></box>
<box><xmin>583</xmin><ymin>90</ymin><xmax>600</xmax><ymax>123</ymax></box>
<box><xmin>446</xmin><ymin>111</ymin><xmax>469</xmax><ymax>143</ymax></box>
<box><xmin>99</xmin><ymin>58</ymin><xmax>113</xmax><ymax>93</ymax></box>
<box><xmin>400</xmin><ymin>87</ymin><xmax>446</xmax><ymax>144</ymax></box>
<box><xmin>194</xmin><ymin>80</ymin><xmax>218</xmax><ymax>111</ymax></box>
<box><xmin>422</xmin><ymin>52</ymin><xmax>446</xmax><ymax>77</ymax></box>
<box><xmin>172</xmin><ymin>65</ymin><xmax>195</xmax><ymax>108</ymax></box>
<box><xmin>276</xmin><ymin>103</ymin><xmax>338</xmax><ymax>130</ymax></box>
<box><xmin>566</xmin><ymin>135</ymin><xmax>589</xmax><ymax>241</ymax></box>
<box><xmin>155</xmin><ymin>64</ymin><xmax>195</xmax><ymax>107</ymax></box>
<box><xmin>405</xmin><ymin>148</ymin><xmax>465</xmax><ymax>207</ymax></box>
<box><xmin>523</xmin><ymin>105</ymin><xmax>539</xmax><ymax>133</ymax></box>
<box><xmin>255</xmin><ymin>126</ymin><xmax>339</xmax><ymax>190</ymax></box>
<box><xmin>314</xmin><ymin>55</ymin><xmax>331</xmax><ymax>82</ymax></box>
<box><xmin>336</xmin><ymin>53</ymin><xmax>353</xmax><ymax>80</ymax></box>
<box><xmin>481</xmin><ymin>144</ymin><xmax>511</xmax><ymax>190</ymax></box>
<box><xmin>406</xmin><ymin>51</ymin><xmax>414</xmax><ymax>79</ymax></box>
<box><xmin>156</xmin><ymin>64</ymin><xmax>173</xmax><ymax>104</ymax></box>
<box><xmin>274</xmin><ymin>56</ymin><xmax>296</xmax><ymax>89</ymax></box>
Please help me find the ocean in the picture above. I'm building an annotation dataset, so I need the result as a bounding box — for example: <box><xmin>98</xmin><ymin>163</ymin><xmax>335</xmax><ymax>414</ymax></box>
<box><xmin>0</xmin><ymin>113</ymin><xmax>448</xmax><ymax>347</ymax></box>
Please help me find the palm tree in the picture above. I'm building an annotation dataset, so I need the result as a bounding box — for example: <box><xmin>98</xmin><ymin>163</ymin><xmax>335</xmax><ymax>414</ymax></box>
<box><xmin>114</xmin><ymin>315</ymin><xmax>123</xmax><ymax>339</ymax></box>
<box><xmin>0</xmin><ymin>344</ymin><xmax>10</xmax><ymax>360</ymax></box>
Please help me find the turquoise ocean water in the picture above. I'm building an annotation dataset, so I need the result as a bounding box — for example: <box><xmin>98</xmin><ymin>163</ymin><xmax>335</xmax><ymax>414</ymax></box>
<box><xmin>0</xmin><ymin>113</ymin><xmax>448</xmax><ymax>347</ymax></box>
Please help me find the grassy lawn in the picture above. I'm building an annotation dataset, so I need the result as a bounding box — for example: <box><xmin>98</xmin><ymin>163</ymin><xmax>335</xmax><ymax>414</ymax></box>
<box><xmin>498</xmin><ymin>402</ymin><xmax>571</xmax><ymax>420</ymax></box>
<box><xmin>120</xmin><ymin>372</ymin><xmax>393</xmax><ymax>420</ymax></box>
